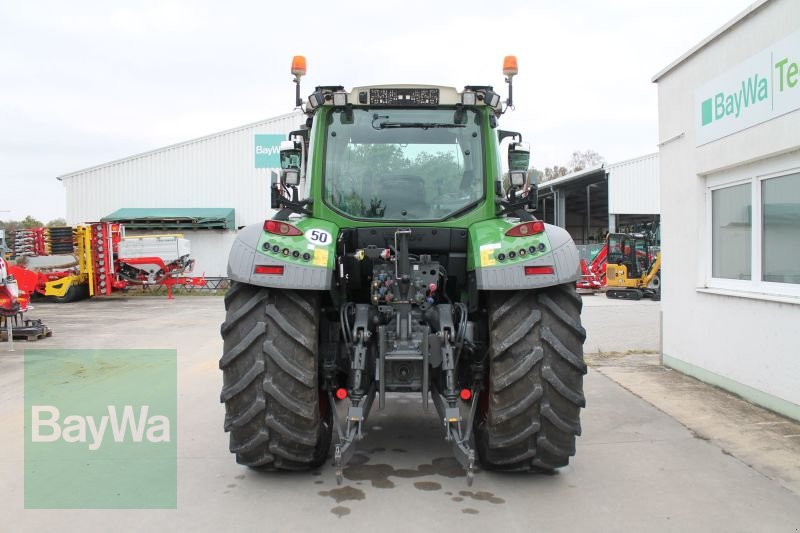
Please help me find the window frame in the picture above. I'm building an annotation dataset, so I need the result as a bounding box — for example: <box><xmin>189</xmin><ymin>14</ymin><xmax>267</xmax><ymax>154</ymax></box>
<box><xmin>320</xmin><ymin>106</ymin><xmax>487</xmax><ymax>223</ymax></box>
<box><xmin>705</xmin><ymin>157</ymin><xmax>800</xmax><ymax>298</ymax></box>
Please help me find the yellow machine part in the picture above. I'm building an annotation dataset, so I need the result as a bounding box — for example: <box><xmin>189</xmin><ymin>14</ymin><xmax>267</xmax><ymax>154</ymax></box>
<box><xmin>607</xmin><ymin>252</ymin><xmax>661</xmax><ymax>289</ymax></box>
<box><xmin>42</xmin><ymin>225</ymin><xmax>93</xmax><ymax>298</ymax></box>
<box><xmin>43</xmin><ymin>274</ymin><xmax>84</xmax><ymax>297</ymax></box>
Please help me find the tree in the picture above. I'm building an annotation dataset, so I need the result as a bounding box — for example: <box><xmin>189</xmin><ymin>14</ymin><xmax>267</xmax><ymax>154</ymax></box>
<box><xmin>568</xmin><ymin>149</ymin><xmax>605</xmax><ymax>173</ymax></box>
<box><xmin>538</xmin><ymin>149</ymin><xmax>606</xmax><ymax>183</ymax></box>
<box><xmin>529</xmin><ymin>167</ymin><xmax>545</xmax><ymax>185</ymax></box>
<box><xmin>543</xmin><ymin>166</ymin><xmax>568</xmax><ymax>182</ymax></box>
<box><xmin>46</xmin><ymin>218</ymin><xmax>67</xmax><ymax>227</ymax></box>
<box><xmin>19</xmin><ymin>215</ymin><xmax>44</xmax><ymax>229</ymax></box>
<box><xmin>0</xmin><ymin>219</ymin><xmax>18</xmax><ymax>232</ymax></box>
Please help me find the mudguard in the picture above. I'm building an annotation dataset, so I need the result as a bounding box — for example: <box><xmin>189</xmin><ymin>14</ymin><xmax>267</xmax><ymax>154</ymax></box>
<box><xmin>227</xmin><ymin>218</ymin><xmax>338</xmax><ymax>290</ymax></box>
<box><xmin>468</xmin><ymin>219</ymin><xmax>580</xmax><ymax>290</ymax></box>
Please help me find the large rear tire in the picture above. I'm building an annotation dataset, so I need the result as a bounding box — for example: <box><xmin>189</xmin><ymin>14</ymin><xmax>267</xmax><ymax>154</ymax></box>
<box><xmin>476</xmin><ymin>283</ymin><xmax>587</xmax><ymax>471</ymax></box>
<box><xmin>219</xmin><ymin>282</ymin><xmax>331</xmax><ymax>470</ymax></box>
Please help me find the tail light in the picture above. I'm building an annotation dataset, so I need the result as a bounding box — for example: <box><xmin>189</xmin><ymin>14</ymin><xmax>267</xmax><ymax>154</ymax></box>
<box><xmin>264</xmin><ymin>220</ymin><xmax>303</xmax><ymax>236</ymax></box>
<box><xmin>254</xmin><ymin>265</ymin><xmax>284</xmax><ymax>275</ymax></box>
<box><xmin>335</xmin><ymin>388</ymin><xmax>348</xmax><ymax>400</ymax></box>
<box><xmin>505</xmin><ymin>221</ymin><xmax>545</xmax><ymax>237</ymax></box>
<box><xmin>525</xmin><ymin>265</ymin><xmax>554</xmax><ymax>276</ymax></box>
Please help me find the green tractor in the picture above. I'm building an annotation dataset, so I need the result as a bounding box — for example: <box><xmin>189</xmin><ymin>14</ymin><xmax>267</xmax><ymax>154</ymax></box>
<box><xmin>220</xmin><ymin>56</ymin><xmax>586</xmax><ymax>484</ymax></box>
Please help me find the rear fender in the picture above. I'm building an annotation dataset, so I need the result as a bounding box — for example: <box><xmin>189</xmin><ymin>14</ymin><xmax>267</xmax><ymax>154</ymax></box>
<box><xmin>468</xmin><ymin>219</ymin><xmax>580</xmax><ymax>290</ymax></box>
<box><xmin>227</xmin><ymin>219</ymin><xmax>337</xmax><ymax>290</ymax></box>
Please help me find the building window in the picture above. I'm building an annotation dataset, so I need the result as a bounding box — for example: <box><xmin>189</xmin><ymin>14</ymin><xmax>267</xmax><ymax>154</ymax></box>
<box><xmin>711</xmin><ymin>183</ymin><xmax>751</xmax><ymax>280</ymax></box>
<box><xmin>762</xmin><ymin>172</ymin><xmax>800</xmax><ymax>285</ymax></box>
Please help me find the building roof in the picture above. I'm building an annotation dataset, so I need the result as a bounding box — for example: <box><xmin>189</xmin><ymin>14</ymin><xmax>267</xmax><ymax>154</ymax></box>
<box><xmin>651</xmin><ymin>0</ymin><xmax>771</xmax><ymax>82</ymax></box>
<box><xmin>538</xmin><ymin>164</ymin><xmax>607</xmax><ymax>191</ymax></box>
<box><xmin>57</xmin><ymin>111</ymin><xmax>303</xmax><ymax>181</ymax></box>
<box><xmin>102</xmin><ymin>207</ymin><xmax>236</xmax><ymax>230</ymax></box>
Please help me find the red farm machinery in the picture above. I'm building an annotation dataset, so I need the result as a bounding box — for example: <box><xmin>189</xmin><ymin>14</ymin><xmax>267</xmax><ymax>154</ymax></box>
<box><xmin>2</xmin><ymin>222</ymin><xmax>205</xmax><ymax>346</ymax></box>
<box><xmin>7</xmin><ymin>222</ymin><xmax>205</xmax><ymax>302</ymax></box>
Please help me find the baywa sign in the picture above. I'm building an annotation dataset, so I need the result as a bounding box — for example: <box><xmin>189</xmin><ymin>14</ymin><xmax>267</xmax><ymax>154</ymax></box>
<box><xmin>25</xmin><ymin>349</ymin><xmax>177</xmax><ymax>509</ymax></box>
<box><xmin>695</xmin><ymin>28</ymin><xmax>800</xmax><ymax>146</ymax></box>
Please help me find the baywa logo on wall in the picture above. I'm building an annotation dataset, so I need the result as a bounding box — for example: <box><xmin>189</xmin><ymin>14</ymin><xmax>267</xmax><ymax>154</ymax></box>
<box><xmin>24</xmin><ymin>349</ymin><xmax>177</xmax><ymax>509</ymax></box>
<box><xmin>254</xmin><ymin>134</ymin><xmax>285</xmax><ymax>168</ymax></box>
<box><xmin>695</xmin><ymin>28</ymin><xmax>800</xmax><ymax>146</ymax></box>
<box><xmin>700</xmin><ymin>74</ymin><xmax>768</xmax><ymax>126</ymax></box>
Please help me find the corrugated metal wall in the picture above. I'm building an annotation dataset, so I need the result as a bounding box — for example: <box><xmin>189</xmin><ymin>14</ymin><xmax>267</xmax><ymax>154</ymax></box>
<box><xmin>607</xmin><ymin>153</ymin><xmax>660</xmax><ymax>214</ymax></box>
<box><xmin>61</xmin><ymin>112</ymin><xmax>304</xmax><ymax>227</ymax></box>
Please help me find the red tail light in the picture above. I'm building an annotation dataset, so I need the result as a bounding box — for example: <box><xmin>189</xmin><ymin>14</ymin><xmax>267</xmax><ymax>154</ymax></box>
<box><xmin>254</xmin><ymin>265</ymin><xmax>284</xmax><ymax>275</ymax></box>
<box><xmin>505</xmin><ymin>221</ymin><xmax>545</xmax><ymax>237</ymax></box>
<box><xmin>264</xmin><ymin>220</ymin><xmax>303</xmax><ymax>236</ymax></box>
<box><xmin>459</xmin><ymin>388</ymin><xmax>472</xmax><ymax>401</ymax></box>
<box><xmin>524</xmin><ymin>265</ymin><xmax>554</xmax><ymax>275</ymax></box>
<box><xmin>335</xmin><ymin>388</ymin><xmax>348</xmax><ymax>400</ymax></box>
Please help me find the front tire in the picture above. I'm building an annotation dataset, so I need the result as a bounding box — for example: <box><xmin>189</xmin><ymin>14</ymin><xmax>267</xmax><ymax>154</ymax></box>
<box><xmin>476</xmin><ymin>284</ymin><xmax>587</xmax><ymax>471</ymax></box>
<box><xmin>219</xmin><ymin>282</ymin><xmax>331</xmax><ymax>470</ymax></box>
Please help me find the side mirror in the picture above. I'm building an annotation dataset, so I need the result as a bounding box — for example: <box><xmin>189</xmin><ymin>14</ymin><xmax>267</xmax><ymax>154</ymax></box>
<box><xmin>282</xmin><ymin>169</ymin><xmax>300</xmax><ymax>187</ymax></box>
<box><xmin>508</xmin><ymin>141</ymin><xmax>530</xmax><ymax>172</ymax></box>
<box><xmin>280</xmin><ymin>140</ymin><xmax>302</xmax><ymax>170</ymax></box>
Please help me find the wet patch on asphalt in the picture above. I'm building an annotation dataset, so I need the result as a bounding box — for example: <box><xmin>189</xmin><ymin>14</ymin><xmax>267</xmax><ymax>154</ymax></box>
<box><xmin>413</xmin><ymin>481</ymin><xmax>442</xmax><ymax>491</ymax></box>
<box><xmin>459</xmin><ymin>490</ymin><xmax>505</xmax><ymax>504</ymax></box>
<box><xmin>343</xmin><ymin>455</ymin><xmax>465</xmax><ymax>488</ymax></box>
<box><xmin>331</xmin><ymin>506</ymin><xmax>351</xmax><ymax>517</ymax></box>
<box><xmin>318</xmin><ymin>486</ymin><xmax>366</xmax><ymax>504</ymax></box>
<box><xmin>315</xmin><ymin>451</ymin><xmax>506</xmax><ymax>516</ymax></box>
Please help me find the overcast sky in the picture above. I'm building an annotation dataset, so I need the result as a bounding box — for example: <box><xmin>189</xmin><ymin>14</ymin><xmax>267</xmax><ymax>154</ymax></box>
<box><xmin>0</xmin><ymin>0</ymin><xmax>755</xmax><ymax>223</ymax></box>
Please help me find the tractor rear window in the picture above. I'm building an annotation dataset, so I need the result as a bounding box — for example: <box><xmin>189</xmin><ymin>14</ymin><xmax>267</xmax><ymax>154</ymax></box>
<box><xmin>323</xmin><ymin>108</ymin><xmax>484</xmax><ymax>220</ymax></box>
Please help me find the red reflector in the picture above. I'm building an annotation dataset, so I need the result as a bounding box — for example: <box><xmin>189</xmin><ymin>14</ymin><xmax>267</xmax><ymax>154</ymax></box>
<box><xmin>505</xmin><ymin>220</ymin><xmax>545</xmax><ymax>237</ymax></box>
<box><xmin>524</xmin><ymin>265</ymin><xmax>554</xmax><ymax>275</ymax></box>
<box><xmin>254</xmin><ymin>265</ymin><xmax>284</xmax><ymax>275</ymax></box>
<box><xmin>335</xmin><ymin>388</ymin><xmax>348</xmax><ymax>400</ymax></box>
<box><xmin>460</xmin><ymin>388</ymin><xmax>472</xmax><ymax>401</ymax></box>
<box><xmin>263</xmin><ymin>220</ymin><xmax>303</xmax><ymax>236</ymax></box>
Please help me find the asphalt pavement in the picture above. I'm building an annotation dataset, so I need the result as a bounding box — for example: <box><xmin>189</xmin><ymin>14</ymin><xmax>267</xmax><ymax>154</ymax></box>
<box><xmin>1</xmin><ymin>295</ymin><xmax>798</xmax><ymax>532</ymax></box>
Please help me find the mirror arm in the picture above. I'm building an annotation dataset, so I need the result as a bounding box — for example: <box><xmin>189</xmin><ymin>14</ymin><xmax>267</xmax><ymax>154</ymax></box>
<box><xmin>495</xmin><ymin>196</ymin><xmax>535</xmax><ymax>221</ymax></box>
<box><xmin>273</xmin><ymin>197</ymin><xmax>313</xmax><ymax>220</ymax></box>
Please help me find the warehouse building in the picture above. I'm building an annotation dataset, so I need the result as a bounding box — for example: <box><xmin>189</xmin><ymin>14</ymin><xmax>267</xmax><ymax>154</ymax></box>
<box><xmin>58</xmin><ymin>111</ymin><xmax>304</xmax><ymax>277</ymax></box>
<box><xmin>654</xmin><ymin>0</ymin><xmax>799</xmax><ymax>420</ymax></box>
<box><xmin>536</xmin><ymin>152</ymin><xmax>660</xmax><ymax>248</ymax></box>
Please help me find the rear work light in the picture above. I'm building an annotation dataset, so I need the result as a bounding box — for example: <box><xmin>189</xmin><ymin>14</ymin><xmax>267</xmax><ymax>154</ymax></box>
<box><xmin>505</xmin><ymin>221</ymin><xmax>545</xmax><ymax>237</ymax></box>
<box><xmin>524</xmin><ymin>265</ymin><xmax>554</xmax><ymax>276</ymax></box>
<box><xmin>254</xmin><ymin>265</ymin><xmax>284</xmax><ymax>275</ymax></box>
<box><xmin>264</xmin><ymin>220</ymin><xmax>303</xmax><ymax>236</ymax></box>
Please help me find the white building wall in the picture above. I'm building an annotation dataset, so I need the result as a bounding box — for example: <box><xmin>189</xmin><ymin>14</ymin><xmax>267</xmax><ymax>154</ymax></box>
<box><xmin>60</xmin><ymin>112</ymin><xmax>303</xmax><ymax>277</ymax></box>
<box><xmin>656</xmin><ymin>0</ymin><xmax>800</xmax><ymax>419</ymax></box>
<box><xmin>124</xmin><ymin>230</ymin><xmax>237</xmax><ymax>278</ymax></box>
<box><xmin>607</xmin><ymin>153</ymin><xmax>659</xmax><ymax>215</ymax></box>
<box><xmin>61</xmin><ymin>112</ymin><xmax>303</xmax><ymax>227</ymax></box>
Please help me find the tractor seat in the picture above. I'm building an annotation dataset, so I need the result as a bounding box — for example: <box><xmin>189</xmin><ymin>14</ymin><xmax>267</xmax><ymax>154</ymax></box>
<box><xmin>380</xmin><ymin>174</ymin><xmax>428</xmax><ymax>218</ymax></box>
